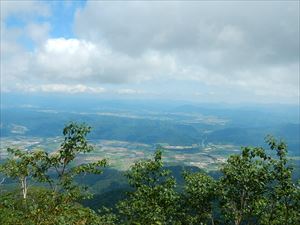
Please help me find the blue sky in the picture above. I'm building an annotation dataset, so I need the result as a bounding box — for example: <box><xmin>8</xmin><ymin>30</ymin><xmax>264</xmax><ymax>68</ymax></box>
<box><xmin>3</xmin><ymin>1</ymin><xmax>85</xmax><ymax>49</ymax></box>
<box><xmin>1</xmin><ymin>0</ymin><xmax>299</xmax><ymax>104</ymax></box>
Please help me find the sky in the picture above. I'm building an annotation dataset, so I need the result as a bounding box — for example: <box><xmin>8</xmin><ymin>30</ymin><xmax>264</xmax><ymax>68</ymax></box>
<box><xmin>1</xmin><ymin>0</ymin><xmax>299</xmax><ymax>104</ymax></box>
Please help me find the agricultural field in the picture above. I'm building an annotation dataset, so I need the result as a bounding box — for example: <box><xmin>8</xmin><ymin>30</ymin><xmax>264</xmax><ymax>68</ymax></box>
<box><xmin>0</xmin><ymin>136</ymin><xmax>240</xmax><ymax>171</ymax></box>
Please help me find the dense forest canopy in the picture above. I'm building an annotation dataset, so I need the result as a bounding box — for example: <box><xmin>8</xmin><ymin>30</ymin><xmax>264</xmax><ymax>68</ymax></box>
<box><xmin>0</xmin><ymin>122</ymin><xmax>299</xmax><ymax>225</ymax></box>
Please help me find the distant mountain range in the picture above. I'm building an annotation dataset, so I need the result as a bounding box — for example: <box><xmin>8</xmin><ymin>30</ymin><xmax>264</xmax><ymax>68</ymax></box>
<box><xmin>1</xmin><ymin>97</ymin><xmax>299</xmax><ymax>155</ymax></box>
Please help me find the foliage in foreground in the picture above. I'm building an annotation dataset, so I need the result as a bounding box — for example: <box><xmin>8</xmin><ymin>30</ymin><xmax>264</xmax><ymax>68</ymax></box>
<box><xmin>0</xmin><ymin>123</ymin><xmax>299</xmax><ymax>225</ymax></box>
<box><xmin>0</xmin><ymin>122</ymin><xmax>111</xmax><ymax>225</ymax></box>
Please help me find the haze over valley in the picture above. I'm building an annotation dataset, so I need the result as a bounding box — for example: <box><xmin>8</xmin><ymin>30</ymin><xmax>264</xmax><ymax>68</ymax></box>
<box><xmin>1</xmin><ymin>95</ymin><xmax>299</xmax><ymax>172</ymax></box>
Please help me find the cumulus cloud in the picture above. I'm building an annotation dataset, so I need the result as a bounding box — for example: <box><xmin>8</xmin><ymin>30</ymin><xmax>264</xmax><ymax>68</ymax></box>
<box><xmin>3</xmin><ymin>37</ymin><xmax>179</xmax><ymax>86</ymax></box>
<box><xmin>72</xmin><ymin>1</ymin><xmax>299</xmax><ymax>102</ymax></box>
<box><xmin>0</xmin><ymin>0</ymin><xmax>50</xmax><ymax>20</ymax></box>
<box><xmin>14</xmin><ymin>83</ymin><xmax>106</xmax><ymax>94</ymax></box>
<box><xmin>0</xmin><ymin>0</ymin><xmax>52</xmax><ymax>91</ymax></box>
<box><xmin>26</xmin><ymin>22</ymin><xmax>51</xmax><ymax>44</ymax></box>
<box><xmin>1</xmin><ymin>1</ymin><xmax>299</xmax><ymax>103</ymax></box>
<box><xmin>74</xmin><ymin>1</ymin><xmax>299</xmax><ymax>64</ymax></box>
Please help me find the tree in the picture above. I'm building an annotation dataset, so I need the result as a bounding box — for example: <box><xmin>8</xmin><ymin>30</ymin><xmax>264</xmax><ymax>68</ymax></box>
<box><xmin>0</xmin><ymin>148</ymin><xmax>49</xmax><ymax>199</ymax></box>
<box><xmin>258</xmin><ymin>136</ymin><xmax>300</xmax><ymax>225</ymax></box>
<box><xmin>1</xmin><ymin>122</ymin><xmax>299</xmax><ymax>225</ymax></box>
<box><xmin>45</xmin><ymin>122</ymin><xmax>107</xmax><ymax>200</ymax></box>
<box><xmin>116</xmin><ymin>137</ymin><xmax>299</xmax><ymax>225</ymax></box>
<box><xmin>219</xmin><ymin>145</ymin><xmax>271</xmax><ymax>225</ymax></box>
<box><xmin>117</xmin><ymin>150</ymin><xmax>181</xmax><ymax>224</ymax></box>
<box><xmin>219</xmin><ymin>136</ymin><xmax>300</xmax><ymax>225</ymax></box>
<box><xmin>182</xmin><ymin>171</ymin><xmax>217</xmax><ymax>225</ymax></box>
<box><xmin>0</xmin><ymin>122</ymin><xmax>110</xmax><ymax>225</ymax></box>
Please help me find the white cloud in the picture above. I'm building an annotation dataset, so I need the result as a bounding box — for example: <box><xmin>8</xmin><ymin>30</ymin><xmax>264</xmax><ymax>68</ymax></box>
<box><xmin>26</xmin><ymin>22</ymin><xmax>51</xmax><ymax>44</ymax></box>
<box><xmin>71</xmin><ymin>1</ymin><xmax>299</xmax><ymax>101</ymax></box>
<box><xmin>116</xmin><ymin>89</ymin><xmax>144</xmax><ymax>95</ymax></box>
<box><xmin>2</xmin><ymin>37</ymin><xmax>179</xmax><ymax>87</ymax></box>
<box><xmin>2</xmin><ymin>36</ymin><xmax>299</xmax><ymax>101</ymax></box>
<box><xmin>1</xmin><ymin>1</ymin><xmax>299</xmax><ymax>103</ymax></box>
<box><xmin>74</xmin><ymin>1</ymin><xmax>299</xmax><ymax>63</ymax></box>
<box><xmin>0</xmin><ymin>1</ymin><xmax>52</xmax><ymax>91</ymax></box>
<box><xmin>15</xmin><ymin>83</ymin><xmax>106</xmax><ymax>94</ymax></box>
<box><xmin>217</xmin><ymin>25</ymin><xmax>244</xmax><ymax>45</ymax></box>
<box><xmin>0</xmin><ymin>0</ymin><xmax>50</xmax><ymax>20</ymax></box>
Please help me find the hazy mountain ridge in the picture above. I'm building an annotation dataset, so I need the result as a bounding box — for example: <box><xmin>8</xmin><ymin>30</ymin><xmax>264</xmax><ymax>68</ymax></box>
<box><xmin>1</xmin><ymin>101</ymin><xmax>299</xmax><ymax>154</ymax></box>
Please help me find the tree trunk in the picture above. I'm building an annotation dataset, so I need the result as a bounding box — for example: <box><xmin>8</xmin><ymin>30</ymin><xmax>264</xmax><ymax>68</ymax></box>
<box><xmin>211</xmin><ymin>215</ymin><xmax>215</xmax><ymax>225</ymax></box>
<box><xmin>0</xmin><ymin>178</ymin><xmax>5</xmax><ymax>185</ymax></box>
<box><xmin>235</xmin><ymin>211</ymin><xmax>242</xmax><ymax>225</ymax></box>
<box><xmin>21</xmin><ymin>176</ymin><xmax>28</xmax><ymax>199</ymax></box>
<box><xmin>235</xmin><ymin>218</ymin><xmax>241</xmax><ymax>225</ymax></box>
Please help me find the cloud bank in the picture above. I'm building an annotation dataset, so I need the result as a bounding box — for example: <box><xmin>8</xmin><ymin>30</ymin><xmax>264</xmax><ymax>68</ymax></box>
<box><xmin>1</xmin><ymin>1</ymin><xmax>299</xmax><ymax>103</ymax></box>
